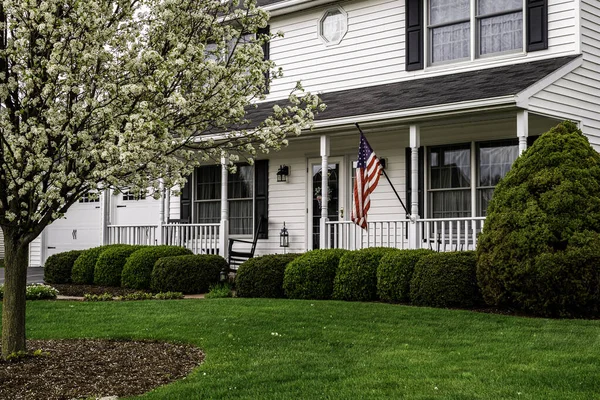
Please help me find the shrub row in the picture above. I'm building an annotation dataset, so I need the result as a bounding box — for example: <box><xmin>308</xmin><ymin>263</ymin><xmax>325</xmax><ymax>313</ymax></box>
<box><xmin>46</xmin><ymin>244</ymin><xmax>224</xmax><ymax>294</ymax></box>
<box><xmin>236</xmin><ymin>248</ymin><xmax>482</xmax><ymax>308</ymax></box>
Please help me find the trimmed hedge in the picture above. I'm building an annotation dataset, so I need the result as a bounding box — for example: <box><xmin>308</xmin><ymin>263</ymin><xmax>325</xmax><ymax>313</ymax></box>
<box><xmin>94</xmin><ymin>245</ymin><xmax>144</xmax><ymax>287</ymax></box>
<box><xmin>121</xmin><ymin>246</ymin><xmax>193</xmax><ymax>289</ymax></box>
<box><xmin>283</xmin><ymin>249</ymin><xmax>347</xmax><ymax>300</ymax></box>
<box><xmin>377</xmin><ymin>249</ymin><xmax>434</xmax><ymax>303</ymax></box>
<box><xmin>71</xmin><ymin>245</ymin><xmax>122</xmax><ymax>284</ymax></box>
<box><xmin>44</xmin><ymin>250</ymin><xmax>84</xmax><ymax>284</ymax></box>
<box><xmin>236</xmin><ymin>254</ymin><xmax>301</xmax><ymax>298</ymax></box>
<box><xmin>333</xmin><ymin>247</ymin><xmax>399</xmax><ymax>302</ymax></box>
<box><xmin>477</xmin><ymin>121</ymin><xmax>600</xmax><ymax>317</ymax></box>
<box><xmin>410</xmin><ymin>251</ymin><xmax>482</xmax><ymax>308</ymax></box>
<box><xmin>150</xmin><ymin>254</ymin><xmax>227</xmax><ymax>294</ymax></box>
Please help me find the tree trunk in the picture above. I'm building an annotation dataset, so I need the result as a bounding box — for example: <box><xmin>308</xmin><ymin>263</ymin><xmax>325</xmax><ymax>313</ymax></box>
<box><xmin>1</xmin><ymin>234</ymin><xmax>30</xmax><ymax>358</ymax></box>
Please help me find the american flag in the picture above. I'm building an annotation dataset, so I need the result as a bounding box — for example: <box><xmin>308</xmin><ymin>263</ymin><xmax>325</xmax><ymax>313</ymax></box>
<box><xmin>352</xmin><ymin>133</ymin><xmax>383</xmax><ymax>229</ymax></box>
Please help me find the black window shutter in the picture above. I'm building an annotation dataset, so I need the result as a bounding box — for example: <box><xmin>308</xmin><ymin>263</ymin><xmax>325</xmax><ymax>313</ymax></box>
<box><xmin>526</xmin><ymin>0</ymin><xmax>548</xmax><ymax>52</ymax></box>
<box><xmin>405</xmin><ymin>0</ymin><xmax>424</xmax><ymax>71</ymax></box>
<box><xmin>405</xmin><ymin>147</ymin><xmax>424</xmax><ymax>218</ymax></box>
<box><xmin>180</xmin><ymin>173</ymin><xmax>192</xmax><ymax>223</ymax></box>
<box><xmin>258</xmin><ymin>26</ymin><xmax>270</xmax><ymax>94</ymax></box>
<box><xmin>254</xmin><ymin>160</ymin><xmax>269</xmax><ymax>239</ymax></box>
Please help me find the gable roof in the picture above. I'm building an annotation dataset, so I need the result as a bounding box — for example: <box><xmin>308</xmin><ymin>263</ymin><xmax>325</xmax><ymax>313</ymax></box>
<box><xmin>248</xmin><ymin>56</ymin><xmax>580</xmax><ymax>125</ymax></box>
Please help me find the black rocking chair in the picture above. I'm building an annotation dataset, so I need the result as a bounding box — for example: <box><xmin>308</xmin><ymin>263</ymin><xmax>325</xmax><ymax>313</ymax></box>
<box><xmin>227</xmin><ymin>216</ymin><xmax>266</xmax><ymax>270</ymax></box>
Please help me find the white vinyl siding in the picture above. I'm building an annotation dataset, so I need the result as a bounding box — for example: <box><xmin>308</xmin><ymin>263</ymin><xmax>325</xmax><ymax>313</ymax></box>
<box><xmin>266</xmin><ymin>0</ymin><xmax>578</xmax><ymax>100</ymax></box>
<box><xmin>528</xmin><ymin>1</ymin><xmax>600</xmax><ymax>150</ymax></box>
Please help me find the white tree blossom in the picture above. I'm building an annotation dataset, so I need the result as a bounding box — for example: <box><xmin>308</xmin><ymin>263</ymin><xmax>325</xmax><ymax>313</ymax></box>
<box><xmin>0</xmin><ymin>0</ymin><xmax>324</xmax><ymax>357</ymax></box>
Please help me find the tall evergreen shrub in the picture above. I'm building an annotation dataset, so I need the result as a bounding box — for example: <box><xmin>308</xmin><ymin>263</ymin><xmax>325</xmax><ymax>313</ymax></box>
<box><xmin>477</xmin><ymin>121</ymin><xmax>600</xmax><ymax>317</ymax></box>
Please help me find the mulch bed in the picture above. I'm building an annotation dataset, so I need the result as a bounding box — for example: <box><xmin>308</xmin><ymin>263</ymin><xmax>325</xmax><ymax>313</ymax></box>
<box><xmin>51</xmin><ymin>284</ymin><xmax>149</xmax><ymax>297</ymax></box>
<box><xmin>0</xmin><ymin>339</ymin><xmax>204</xmax><ymax>400</ymax></box>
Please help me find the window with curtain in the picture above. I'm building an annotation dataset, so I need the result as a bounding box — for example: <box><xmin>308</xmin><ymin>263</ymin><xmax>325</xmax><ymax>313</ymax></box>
<box><xmin>429</xmin><ymin>144</ymin><xmax>471</xmax><ymax>218</ymax></box>
<box><xmin>477</xmin><ymin>140</ymin><xmax>519</xmax><ymax>216</ymax></box>
<box><xmin>428</xmin><ymin>0</ymin><xmax>524</xmax><ymax>64</ymax></box>
<box><xmin>194</xmin><ymin>164</ymin><xmax>255</xmax><ymax>235</ymax></box>
<box><xmin>477</xmin><ymin>0</ymin><xmax>523</xmax><ymax>56</ymax></box>
<box><xmin>195</xmin><ymin>165</ymin><xmax>221</xmax><ymax>224</ymax></box>
<box><xmin>429</xmin><ymin>0</ymin><xmax>471</xmax><ymax>63</ymax></box>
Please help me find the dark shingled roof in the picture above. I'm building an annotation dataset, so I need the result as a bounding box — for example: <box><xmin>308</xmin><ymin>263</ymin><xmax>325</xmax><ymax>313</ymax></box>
<box><xmin>248</xmin><ymin>56</ymin><xmax>579</xmax><ymax>124</ymax></box>
<box><xmin>256</xmin><ymin>0</ymin><xmax>289</xmax><ymax>6</ymax></box>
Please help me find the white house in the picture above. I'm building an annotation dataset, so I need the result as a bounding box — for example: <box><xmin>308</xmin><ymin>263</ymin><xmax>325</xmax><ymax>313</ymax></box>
<box><xmin>27</xmin><ymin>0</ymin><xmax>600</xmax><ymax>267</ymax></box>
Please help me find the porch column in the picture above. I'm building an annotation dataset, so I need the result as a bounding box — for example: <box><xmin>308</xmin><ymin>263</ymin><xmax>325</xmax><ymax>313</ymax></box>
<box><xmin>517</xmin><ymin>110</ymin><xmax>529</xmax><ymax>154</ymax></box>
<box><xmin>320</xmin><ymin>135</ymin><xmax>330</xmax><ymax>249</ymax></box>
<box><xmin>157</xmin><ymin>179</ymin><xmax>165</xmax><ymax>245</ymax></box>
<box><xmin>218</xmin><ymin>156</ymin><xmax>230</xmax><ymax>259</ymax></box>
<box><xmin>408</xmin><ymin>125</ymin><xmax>421</xmax><ymax>249</ymax></box>
<box><xmin>100</xmin><ymin>189</ymin><xmax>110</xmax><ymax>245</ymax></box>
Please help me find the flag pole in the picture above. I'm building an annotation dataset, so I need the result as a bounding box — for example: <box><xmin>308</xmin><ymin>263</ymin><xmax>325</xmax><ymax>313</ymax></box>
<box><xmin>355</xmin><ymin>123</ymin><xmax>410</xmax><ymax>216</ymax></box>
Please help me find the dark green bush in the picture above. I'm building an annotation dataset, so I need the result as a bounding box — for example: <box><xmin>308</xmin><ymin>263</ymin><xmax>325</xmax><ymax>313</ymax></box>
<box><xmin>477</xmin><ymin>121</ymin><xmax>600</xmax><ymax>317</ymax></box>
<box><xmin>44</xmin><ymin>250</ymin><xmax>83</xmax><ymax>284</ymax></box>
<box><xmin>94</xmin><ymin>245</ymin><xmax>144</xmax><ymax>287</ymax></box>
<box><xmin>121</xmin><ymin>246</ymin><xmax>193</xmax><ymax>289</ymax></box>
<box><xmin>377</xmin><ymin>249</ymin><xmax>434</xmax><ymax>303</ymax></box>
<box><xmin>283</xmin><ymin>249</ymin><xmax>347</xmax><ymax>300</ymax></box>
<box><xmin>236</xmin><ymin>254</ymin><xmax>301</xmax><ymax>298</ymax></box>
<box><xmin>333</xmin><ymin>247</ymin><xmax>399</xmax><ymax>302</ymax></box>
<box><xmin>410</xmin><ymin>251</ymin><xmax>482</xmax><ymax>308</ymax></box>
<box><xmin>71</xmin><ymin>245</ymin><xmax>122</xmax><ymax>284</ymax></box>
<box><xmin>150</xmin><ymin>254</ymin><xmax>226</xmax><ymax>294</ymax></box>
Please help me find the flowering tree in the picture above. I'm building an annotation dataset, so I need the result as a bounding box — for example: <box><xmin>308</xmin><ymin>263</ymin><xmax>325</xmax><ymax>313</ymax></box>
<box><xmin>0</xmin><ymin>0</ymin><xmax>324</xmax><ymax>358</ymax></box>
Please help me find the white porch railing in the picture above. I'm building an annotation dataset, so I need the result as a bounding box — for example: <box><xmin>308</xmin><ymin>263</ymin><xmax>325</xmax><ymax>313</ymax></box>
<box><xmin>326</xmin><ymin>220</ymin><xmax>410</xmax><ymax>250</ymax></box>
<box><xmin>418</xmin><ymin>217</ymin><xmax>485</xmax><ymax>252</ymax></box>
<box><xmin>107</xmin><ymin>223</ymin><xmax>220</xmax><ymax>255</ymax></box>
<box><xmin>107</xmin><ymin>225</ymin><xmax>159</xmax><ymax>245</ymax></box>
<box><xmin>162</xmin><ymin>223</ymin><xmax>220</xmax><ymax>254</ymax></box>
<box><xmin>325</xmin><ymin>217</ymin><xmax>485</xmax><ymax>251</ymax></box>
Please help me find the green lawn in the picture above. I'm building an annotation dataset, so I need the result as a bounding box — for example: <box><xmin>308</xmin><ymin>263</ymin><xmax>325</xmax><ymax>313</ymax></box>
<box><xmin>8</xmin><ymin>299</ymin><xmax>600</xmax><ymax>399</ymax></box>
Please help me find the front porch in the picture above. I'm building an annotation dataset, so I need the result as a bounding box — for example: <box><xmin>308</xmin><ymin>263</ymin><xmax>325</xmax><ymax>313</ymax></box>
<box><xmin>105</xmin><ymin>108</ymin><xmax>560</xmax><ymax>261</ymax></box>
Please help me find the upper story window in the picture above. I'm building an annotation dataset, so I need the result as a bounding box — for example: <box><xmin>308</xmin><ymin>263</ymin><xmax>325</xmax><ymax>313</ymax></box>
<box><xmin>428</xmin><ymin>0</ymin><xmax>523</xmax><ymax>65</ymax></box>
<box><xmin>319</xmin><ymin>7</ymin><xmax>348</xmax><ymax>46</ymax></box>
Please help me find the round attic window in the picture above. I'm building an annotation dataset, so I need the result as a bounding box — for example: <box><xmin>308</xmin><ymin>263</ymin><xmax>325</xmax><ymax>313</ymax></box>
<box><xmin>319</xmin><ymin>7</ymin><xmax>348</xmax><ymax>45</ymax></box>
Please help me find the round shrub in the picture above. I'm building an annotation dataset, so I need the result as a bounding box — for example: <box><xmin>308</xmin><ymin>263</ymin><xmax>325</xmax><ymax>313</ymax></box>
<box><xmin>377</xmin><ymin>249</ymin><xmax>434</xmax><ymax>303</ymax></box>
<box><xmin>94</xmin><ymin>245</ymin><xmax>144</xmax><ymax>287</ymax></box>
<box><xmin>150</xmin><ymin>254</ymin><xmax>227</xmax><ymax>294</ymax></box>
<box><xmin>283</xmin><ymin>249</ymin><xmax>348</xmax><ymax>300</ymax></box>
<box><xmin>477</xmin><ymin>121</ymin><xmax>600</xmax><ymax>317</ymax></box>
<box><xmin>44</xmin><ymin>250</ymin><xmax>83</xmax><ymax>284</ymax></box>
<box><xmin>121</xmin><ymin>246</ymin><xmax>193</xmax><ymax>289</ymax></box>
<box><xmin>333</xmin><ymin>247</ymin><xmax>399</xmax><ymax>302</ymax></box>
<box><xmin>72</xmin><ymin>245</ymin><xmax>122</xmax><ymax>284</ymax></box>
<box><xmin>410</xmin><ymin>251</ymin><xmax>482</xmax><ymax>308</ymax></box>
<box><xmin>236</xmin><ymin>253</ymin><xmax>301</xmax><ymax>298</ymax></box>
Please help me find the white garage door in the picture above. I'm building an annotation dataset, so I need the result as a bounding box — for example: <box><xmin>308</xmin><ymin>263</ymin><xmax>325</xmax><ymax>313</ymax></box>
<box><xmin>45</xmin><ymin>198</ymin><xmax>102</xmax><ymax>259</ymax></box>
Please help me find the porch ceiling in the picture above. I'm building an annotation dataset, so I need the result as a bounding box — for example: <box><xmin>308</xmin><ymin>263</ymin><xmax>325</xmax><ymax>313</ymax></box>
<box><xmin>248</xmin><ymin>55</ymin><xmax>580</xmax><ymax>128</ymax></box>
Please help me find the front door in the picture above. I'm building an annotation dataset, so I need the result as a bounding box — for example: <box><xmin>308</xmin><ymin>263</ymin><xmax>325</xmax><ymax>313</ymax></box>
<box><xmin>308</xmin><ymin>157</ymin><xmax>346</xmax><ymax>250</ymax></box>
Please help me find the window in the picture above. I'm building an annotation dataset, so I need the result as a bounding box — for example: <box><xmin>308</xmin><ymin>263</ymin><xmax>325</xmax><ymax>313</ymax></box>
<box><xmin>319</xmin><ymin>7</ymin><xmax>348</xmax><ymax>46</ymax></box>
<box><xmin>477</xmin><ymin>139</ymin><xmax>519</xmax><ymax>216</ymax></box>
<box><xmin>426</xmin><ymin>139</ymin><xmax>522</xmax><ymax>218</ymax></box>
<box><xmin>79</xmin><ymin>192</ymin><xmax>100</xmax><ymax>203</ymax></box>
<box><xmin>427</xmin><ymin>0</ymin><xmax>524</xmax><ymax>65</ymax></box>
<box><xmin>428</xmin><ymin>144</ymin><xmax>471</xmax><ymax>218</ymax></box>
<box><xmin>122</xmin><ymin>191</ymin><xmax>146</xmax><ymax>201</ymax></box>
<box><xmin>478</xmin><ymin>0</ymin><xmax>523</xmax><ymax>56</ymax></box>
<box><xmin>188</xmin><ymin>161</ymin><xmax>268</xmax><ymax>237</ymax></box>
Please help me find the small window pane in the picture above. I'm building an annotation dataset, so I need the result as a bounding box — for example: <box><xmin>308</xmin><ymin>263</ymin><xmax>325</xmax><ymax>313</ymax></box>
<box><xmin>479</xmin><ymin>12</ymin><xmax>523</xmax><ymax>55</ymax></box>
<box><xmin>477</xmin><ymin>0</ymin><xmax>522</xmax><ymax>16</ymax></box>
<box><xmin>321</xmin><ymin>10</ymin><xmax>346</xmax><ymax>43</ymax></box>
<box><xmin>477</xmin><ymin>188</ymin><xmax>494</xmax><ymax>216</ymax></box>
<box><xmin>229</xmin><ymin>200</ymin><xmax>253</xmax><ymax>235</ymax></box>
<box><xmin>431</xmin><ymin>22</ymin><xmax>470</xmax><ymax>63</ymax></box>
<box><xmin>228</xmin><ymin>165</ymin><xmax>253</xmax><ymax>199</ymax></box>
<box><xmin>430</xmin><ymin>190</ymin><xmax>472</xmax><ymax>218</ymax></box>
<box><xmin>430</xmin><ymin>146</ymin><xmax>471</xmax><ymax>189</ymax></box>
<box><xmin>478</xmin><ymin>142</ymin><xmax>519</xmax><ymax>187</ymax></box>
<box><xmin>195</xmin><ymin>201</ymin><xmax>220</xmax><ymax>224</ymax></box>
<box><xmin>430</xmin><ymin>0</ymin><xmax>470</xmax><ymax>25</ymax></box>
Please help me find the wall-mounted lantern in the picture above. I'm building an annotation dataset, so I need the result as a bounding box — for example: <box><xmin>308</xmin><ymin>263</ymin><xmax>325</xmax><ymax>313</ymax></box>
<box><xmin>279</xmin><ymin>222</ymin><xmax>289</xmax><ymax>248</ymax></box>
<box><xmin>277</xmin><ymin>165</ymin><xmax>290</xmax><ymax>182</ymax></box>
